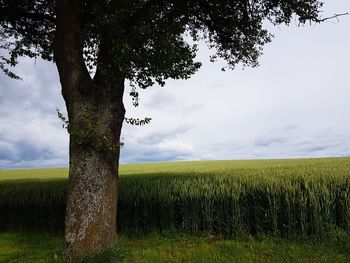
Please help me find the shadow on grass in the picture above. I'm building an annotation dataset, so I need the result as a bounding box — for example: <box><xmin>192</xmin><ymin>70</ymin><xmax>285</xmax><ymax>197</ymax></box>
<box><xmin>1</xmin><ymin>230</ymin><xmax>350</xmax><ymax>263</ymax></box>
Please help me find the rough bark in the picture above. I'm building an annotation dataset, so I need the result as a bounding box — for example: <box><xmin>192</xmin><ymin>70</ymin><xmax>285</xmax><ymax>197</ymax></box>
<box><xmin>64</xmin><ymin>94</ymin><xmax>124</xmax><ymax>259</ymax></box>
<box><xmin>53</xmin><ymin>0</ymin><xmax>125</xmax><ymax>259</ymax></box>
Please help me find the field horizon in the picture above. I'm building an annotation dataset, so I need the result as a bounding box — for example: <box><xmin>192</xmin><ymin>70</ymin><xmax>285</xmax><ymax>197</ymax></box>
<box><xmin>1</xmin><ymin>156</ymin><xmax>349</xmax><ymax>171</ymax></box>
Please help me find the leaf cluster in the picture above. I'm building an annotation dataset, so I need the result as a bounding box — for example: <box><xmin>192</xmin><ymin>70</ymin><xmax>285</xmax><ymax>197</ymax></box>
<box><xmin>0</xmin><ymin>0</ymin><xmax>323</xmax><ymax>85</ymax></box>
<box><xmin>0</xmin><ymin>0</ymin><xmax>55</xmax><ymax>78</ymax></box>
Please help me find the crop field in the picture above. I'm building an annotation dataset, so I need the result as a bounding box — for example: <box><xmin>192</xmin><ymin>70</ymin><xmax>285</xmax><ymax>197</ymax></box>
<box><xmin>1</xmin><ymin>157</ymin><xmax>350</xmax><ymax>237</ymax></box>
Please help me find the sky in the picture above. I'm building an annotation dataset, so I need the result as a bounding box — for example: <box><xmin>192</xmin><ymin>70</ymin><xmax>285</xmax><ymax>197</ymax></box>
<box><xmin>0</xmin><ymin>1</ymin><xmax>350</xmax><ymax>169</ymax></box>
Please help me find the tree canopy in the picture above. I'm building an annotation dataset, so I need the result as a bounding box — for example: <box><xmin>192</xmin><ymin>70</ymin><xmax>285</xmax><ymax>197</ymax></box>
<box><xmin>1</xmin><ymin>0</ymin><xmax>323</xmax><ymax>86</ymax></box>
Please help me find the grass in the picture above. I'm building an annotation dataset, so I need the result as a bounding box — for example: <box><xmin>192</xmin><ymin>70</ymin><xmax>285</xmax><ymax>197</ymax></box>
<box><xmin>0</xmin><ymin>232</ymin><xmax>62</xmax><ymax>262</ymax></box>
<box><xmin>0</xmin><ymin>230</ymin><xmax>350</xmax><ymax>263</ymax></box>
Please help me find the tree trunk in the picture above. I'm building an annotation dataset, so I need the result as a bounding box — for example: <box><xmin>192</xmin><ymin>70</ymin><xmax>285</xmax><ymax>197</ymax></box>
<box><xmin>53</xmin><ymin>0</ymin><xmax>125</xmax><ymax>259</ymax></box>
<box><xmin>64</xmin><ymin>94</ymin><xmax>125</xmax><ymax>258</ymax></box>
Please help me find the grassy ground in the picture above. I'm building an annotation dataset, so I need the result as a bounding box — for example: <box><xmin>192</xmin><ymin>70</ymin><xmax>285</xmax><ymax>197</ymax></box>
<box><xmin>0</xmin><ymin>231</ymin><xmax>350</xmax><ymax>263</ymax></box>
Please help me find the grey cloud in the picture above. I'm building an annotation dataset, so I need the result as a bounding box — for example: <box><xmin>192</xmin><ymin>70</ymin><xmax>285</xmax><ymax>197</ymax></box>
<box><xmin>196</xmin><ymin>127</ymin><xmax>350</xmax><ymax>161</ymax></box>
<box><xmin>254</xmin><ymin>125</ymin><xmax>300</xmax><ymax>147</ymax></box>
<box><xmin>254</xmin><ymin>136</ymin><xmax>288</xmax><ymax>147</ymax></box>
<box><xmin>1</xmin><ymin>141</ymin><xmax>52</xmax><ymax>162</ymax></box>
<box><xmin>144</xmin><ymin>90</ymin><xmax>177</xmax><ymax>109</ymax></box>
<box><xmin>0</xmin><ymin>158</ymin><xmax>68</xmax><ymax>169</ymax></box>
<box><xmin>1</xmin><ymin>59</ymin><xmax>63</xmax><ymax>113</ymax></box>
<box><xmin>0</xmin><ymin>141</ymin><xmax>19</xmax><ymax>160</ymax></box>
<box><xmin>121</xmin><ymin>146</ymin><xmax>192</xmax><ymax>163</ymax></box>
<box><xmin>120</xmin><ymin>125</ymin><xmax>195</xmax><ymax>163</ymax></box>
<box><xmin>120</xmin><ymin>138</ymin><xmax>194</xmax><ymax>164</ymax></box>
<box><xmin>0</xmin><ymin>135</ymin><xmax>68</xmax><ymax>169</ymax></box>
<box><xmin>139</xmin><ymin>125</ymin><xmax>191</xmax><ymax>145</ymax></box>
<box><xmin>292</xmin><ymin>137</ymin><xmax>347</xmax><ymax>156</ymax></box>
<box><xmin>301</xmin><ymin>145</ymin><xmax>330</xmax><ymax>153</ymax></box>
<box><xmin>0</xmin><ymin>58</ymin><xmax>68</xmax><ymax>169</ymax></box>
<box><xmin>144</xmin><ymin>89</ymin><xmax>204</xmax><ymax>115</ymax></box>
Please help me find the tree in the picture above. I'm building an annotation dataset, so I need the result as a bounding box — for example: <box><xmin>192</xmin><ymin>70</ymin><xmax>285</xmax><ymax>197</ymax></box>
<box><xmin>0</xmin><ymin>0</ymin><xmax>330</xmax><ymax>260</ymax></box>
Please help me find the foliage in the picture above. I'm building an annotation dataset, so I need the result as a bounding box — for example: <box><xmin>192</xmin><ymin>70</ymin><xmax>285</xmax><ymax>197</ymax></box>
<box><xmin>0</xmin><ymin>0</ymin><xmax>55</xmax><ymax>78</ymax></box>
<box><xmin>124</xmin><ymin>117</ymin><xmax>152</xmax><ymax>126</ymax></box>
<box><xmin>56</xmin><ymin>108</ymin><xmax>147</xmax><ymax>150</ymax></box>
<box><xmin>1</xmin><ymin>158</ymin><xmax>350</xmax><ymax>237</ymax></box>
<box><xmin>0</xmin><ymin>0</ymin><xmax>324</xmax><ymax>90</ymax></box>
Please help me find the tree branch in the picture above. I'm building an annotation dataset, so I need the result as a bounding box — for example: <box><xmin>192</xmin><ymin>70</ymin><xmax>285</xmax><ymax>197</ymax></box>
<box><xmin>54</xmin><ymin>0</ymin><xmax>92</xmax><ymax>105</ymax></box>
<box><xmin>315</xmin><ymin>12</ymin><xmax>349</xmax><ymax>23</ymax></box>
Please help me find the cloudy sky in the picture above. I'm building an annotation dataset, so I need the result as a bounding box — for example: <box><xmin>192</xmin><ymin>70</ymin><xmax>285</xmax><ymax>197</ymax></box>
<box><xmin>1</xmin><ymin>1</ymin><xmax>349</xmax><ymax>169</ymax></box>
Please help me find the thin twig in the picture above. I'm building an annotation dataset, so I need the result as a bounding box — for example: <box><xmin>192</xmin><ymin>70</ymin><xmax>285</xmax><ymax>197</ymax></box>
<box><xmin>315</xmin><ymin>12</ymin><xmax>349</xmax><ymax>23</ymax></box>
